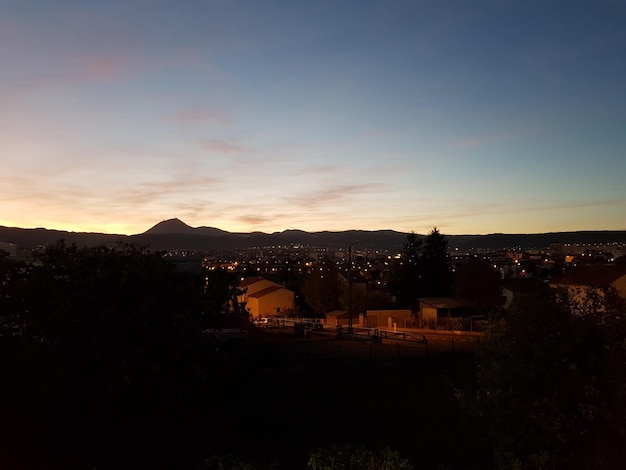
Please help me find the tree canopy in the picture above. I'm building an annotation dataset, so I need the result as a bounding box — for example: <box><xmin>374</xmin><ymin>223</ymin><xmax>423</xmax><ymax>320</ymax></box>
<box><xmin>393</xmin><ymin>232</ymin><xmax>423</xmax><ymax>310</ymax></box>
<box><xmin>301</xmin><ymin>257</ymin><xmax>342</xmax><ymax>315</ymax></box>
<box><xmin>421</xmin><ymin>227</ymin><xmax>452</xmax><ymax>297</ymax></box>
<box><xmin>452</xmin><ymin>256</ymin><xmax>503</xmax><ymax>311</ymax></box>
<box><xmin>459</xmin><ymin>287</ymin><xmax>626</xmax><ymax>468</ymax></box>
<box><xmin>0</xmin><ymin>242</ymin><xmax>212</xmax><ymax>413</ymax></box>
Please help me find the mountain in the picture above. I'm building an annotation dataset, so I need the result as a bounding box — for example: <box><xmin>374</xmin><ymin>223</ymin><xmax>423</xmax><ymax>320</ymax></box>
<box><xmin>144</xmin><ymin>218</ymin><xmax>227</xmax><ymax>236</ymax></box>
<box><xmin>144</xmin><ymin>218</ymin><xmax>195</xmax><ymax>235</ymax></box>
<box><xmin>1</xmin><ymin>220</ymin><xmax>626</xmax><ymax>253</ymax></box>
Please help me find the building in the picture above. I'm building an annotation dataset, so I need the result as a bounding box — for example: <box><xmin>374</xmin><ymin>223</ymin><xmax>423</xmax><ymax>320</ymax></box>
<box><xmin>417</xmin><ymin>297</ymin><xmax>478</xmax><ymax>329</ymax></box>
<box><xmin>362</xmin><ymin>309</ymin><xmax>412</xmax><ymax>329</ymax></box>
<box><xmin>238</xmin><ymin>277</ymin><xmax>295</xmax><ymax>320</ymax></box>
<box><xmin>324</xmin><ymin>310</ymin><xmax>351</xmax><ymax>326</ymax></box>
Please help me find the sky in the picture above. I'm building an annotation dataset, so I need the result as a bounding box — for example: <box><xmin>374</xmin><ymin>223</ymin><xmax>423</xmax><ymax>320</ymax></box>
<box><xmin>1</xmin><ymin>0</ymin><xmax>625</xmax><ymax>236</ymax></box>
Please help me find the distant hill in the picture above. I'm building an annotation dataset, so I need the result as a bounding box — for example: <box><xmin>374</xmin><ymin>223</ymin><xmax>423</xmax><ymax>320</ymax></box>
<box><xmin>1</xmin><ymin>220</ymin><xmax>625</xmax><ymax>253</ymax></box>
<box><xmin>448</xmin><ymin>231</ymin><xmax>626</xmax><ymax>250</ymax></box>
<box><xmin>0</xmin><ymin>226</ymin><xmax>127</xmax><ymax>250</ymax></box>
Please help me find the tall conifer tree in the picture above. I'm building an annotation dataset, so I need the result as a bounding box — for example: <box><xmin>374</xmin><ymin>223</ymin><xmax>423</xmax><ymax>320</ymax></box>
<box><xmin>394</xmin><ymin>232</ymin><xmax>423</xmax><ymax>309</ymax></box>
<box><xmin>421</xmin><ymin>227</ymin><xmax>452</xmax><ymax>297</ymax></box>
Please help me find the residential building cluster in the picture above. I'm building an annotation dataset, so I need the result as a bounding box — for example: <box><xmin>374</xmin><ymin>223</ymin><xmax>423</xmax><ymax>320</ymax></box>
<box><xmin>190</xmin><ymin>240</ymin><xmax>626</xmax><ymax>324</ymax></box>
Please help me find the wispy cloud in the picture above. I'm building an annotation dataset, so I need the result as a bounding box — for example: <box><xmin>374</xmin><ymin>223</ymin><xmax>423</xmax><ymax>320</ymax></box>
<box><xmin>79</xmin><ymin>56</ymin><xmax>128</xmax><ymax>81</ymax></box>
<box><xmin>290</xmin><ymin>183</ymin><xmax>387</xmax><ymax>209</ymax></box>
<box><xmin>235</xmin><ymin>214</ymin><xmax>273</xmax><ymax>226</ymax></box>
<box><xmin>201</xmin><ymin>138</ymin><xmax>245</xmax><ymax>154</ymax></box>
<box><xmin>110</xmin><ymin>175</ymin><xmax>222</xmax><ymax>206</ymax></box>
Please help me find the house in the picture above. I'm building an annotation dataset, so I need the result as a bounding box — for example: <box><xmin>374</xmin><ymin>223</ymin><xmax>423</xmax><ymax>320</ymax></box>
<box><xmin>362</xmin><ymin>309</ymin><xmax>412</xmax><ymax>329</ymax></box>
<box><xmin>549</xmin><ymin>265</ymin><xmax>626</xmax><ymax>313</ymax></box>
<box><xmin>417</xmin><ymin>297</ymin><xmax>478</xmax><ymax>329</ymax></box>
<box><xmin>238</xmin><ymin>277</ymin><xmax>295</xmax><ymax>320</ymax></box>
<box><xmin>324</xmin><ymin>310</ymin><xmax>350</xmax><ymax>326</ymax></box>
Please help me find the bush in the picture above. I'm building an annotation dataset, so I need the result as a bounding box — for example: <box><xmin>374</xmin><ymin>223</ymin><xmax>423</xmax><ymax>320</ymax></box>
<box><xmin>307</xmin><ymin>443</ymin><xmax>414</xmax><ymax>470</ymax></box>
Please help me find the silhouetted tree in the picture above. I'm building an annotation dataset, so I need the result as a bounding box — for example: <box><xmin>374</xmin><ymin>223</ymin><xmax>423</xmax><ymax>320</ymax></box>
<box><xmin>421</xmin><ymin>227</ymin><xmax>452</xmax><ymax>297</ymax></box>
<box><xmin>458</xmin><ymin>288</ymin><xmax>621</xmax><ymax>468</ymax></box>
<box><xmin>301</xmin><ymin>258</ymin><xmax>342</xmax><ymax>316</ymax></box>
<box><xmin>201</xmin><ymin>454</ymin><xmax>278</xmax><ymax>470</ymax></box>
<box><xmin>364</xmin><ymin>289</ymin><xmax>394</xmax><ymax>311</ymax></box>
<box><xmin>453</xmin><ymin>257</ymin><xmax>503</xmax><ymax>311</ymax></box>
<box><xmin>201</xmin><ymin>267</ymin><xmax>248</xmax><ymax>328</ymax></box>
<box><xmin>0</xmin><ymin>241</ymin><xmax>209</xmax><ymax>421</ymax></box>
<box><xmin>393</xmin><ymin>232</ymin><xmax>423</xmax><ymax>309</ymax></box>
<box><xmin>307</xmin><ymin>443</ymin><xmax>414</xmax><ymax>470</ymax></box>
<box><xmin>566</xmin><ymin>285</ymin><xmax>626</xmax><ymax>466</ymax></box>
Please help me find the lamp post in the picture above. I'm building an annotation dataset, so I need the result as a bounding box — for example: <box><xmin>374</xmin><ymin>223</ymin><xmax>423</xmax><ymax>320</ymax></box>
<box><xmin>348</xmin><ymin>240</ymin><xmax>359</xmax><ymax>334</ymax></box>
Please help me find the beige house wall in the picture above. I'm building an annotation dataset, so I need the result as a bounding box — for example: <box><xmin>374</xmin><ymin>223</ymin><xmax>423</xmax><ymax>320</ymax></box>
<box><xmin>324</xmin><ymin>311</ymin><xmax>350</xmax><ymax>326</ymax></box>
<box><xmin>255</xmin><ymin>288</ymin><xmax>295</xmax><ymax>318</ymax></box>
<box><xmin>239</xmin><ymin>278</ymin><xmax>282</xmax><ymax>304</ymax></box>
<box><xmin>365</xmin><ymin>310</ymin><xmax>412</xmax><ymax>329</ymax></box>
<box><xmin>418</xmin><ymin>306</ymin><xmax>438</xmax><ymax>328</ymax></box>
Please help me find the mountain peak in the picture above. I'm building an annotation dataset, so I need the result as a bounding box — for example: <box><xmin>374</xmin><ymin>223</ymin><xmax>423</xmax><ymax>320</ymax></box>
<box><xmin>144</xmin><ymin>218</ymin><xmax>194</xmax><ymax>235</ymax></box>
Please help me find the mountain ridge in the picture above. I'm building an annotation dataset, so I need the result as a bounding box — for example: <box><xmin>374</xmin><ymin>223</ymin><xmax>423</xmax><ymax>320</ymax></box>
<box><xmin>1</xmin><ymin>219</ymin><xmax>626</xmax><ymax>252</ymax></box>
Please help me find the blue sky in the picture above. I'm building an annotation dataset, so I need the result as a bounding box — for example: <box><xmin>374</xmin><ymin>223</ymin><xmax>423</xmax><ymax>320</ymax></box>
<box><xmin>1</xmin><ymin>0</ymin><xmax>625</xmax><ymax>235</ymax></box>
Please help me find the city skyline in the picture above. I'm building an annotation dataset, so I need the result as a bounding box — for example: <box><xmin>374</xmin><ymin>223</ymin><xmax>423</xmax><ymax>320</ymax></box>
<box><xmin>2</xmin><ymin>1</ymin><xmax>625</xmax><ymax>236</ymax></box>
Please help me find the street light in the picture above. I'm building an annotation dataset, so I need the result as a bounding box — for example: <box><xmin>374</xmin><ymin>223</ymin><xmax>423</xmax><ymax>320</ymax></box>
<box><xmin>348</xmin><ymin>240</ymin><xmax>359</xmax><ymax>334</ymax></box>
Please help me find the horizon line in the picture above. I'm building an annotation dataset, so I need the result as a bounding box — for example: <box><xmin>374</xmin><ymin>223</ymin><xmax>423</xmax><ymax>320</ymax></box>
<box><xmin>2</xmin><ymin>219</ymin><xmax>626</xmax><ymax>239</ymax></box>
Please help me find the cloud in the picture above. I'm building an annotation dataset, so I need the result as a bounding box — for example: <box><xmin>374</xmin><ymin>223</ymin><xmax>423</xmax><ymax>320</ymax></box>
<box><xmin>290</xmin><ymin>183</ymin><xmax>387</xmax><ymax>209</ymax></box>
<box><xmin>235</xmin><ymin>214</ymin><xmax>273</xmax><ymax>226</ymax></box>
<box><xmin>201</xmin><ymin>138</ymin><xmax>245</xmax><ymax>154</ymax></box>
<box><xmin>79</xmin><ymin>56</ymin><xmax>128</xmax><ymax>81</ymax></box>
<box><xmin>110</xmin><ymin>175</ymin><xmax>222</xmax><ymax>206</ymax></box>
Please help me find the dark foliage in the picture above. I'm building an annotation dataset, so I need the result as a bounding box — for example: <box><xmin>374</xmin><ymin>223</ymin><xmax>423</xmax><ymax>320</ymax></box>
<box><xmin>421</xmin><ymin>227</ymin><xmax>453</xmax><ymax>297</ymax></box>
<box><xmin>452</xmin><ymin>256</ymin><xmax>503</xmax><ymax>311</ymax></box>
<box><xmin>301</xmin><ymin>257</ymin><xmax>342</xmax><ymax>315</ymax></box>
<box><xmin>393</xmin><ymin>232</ymin><xmax>423</xmax><ymax>310</ymax></box>
<box><xmin>459</xmin><ymin>287</ymin><xmax>626</xmax><ymax>469</ymax></box>
<box><xmin>0</xmin><ymin>242</ymin><xmax>224</xmax><ymax>468</ymax></box>
<box><xmin>3</xmin><ymin>240</ymin><xmax>624</xmax><ymax>469</ymax></box>
<box><xmin>307</xmin><ymin>443</ymin><xmax>414</xmax><ymax>469</ymax></box>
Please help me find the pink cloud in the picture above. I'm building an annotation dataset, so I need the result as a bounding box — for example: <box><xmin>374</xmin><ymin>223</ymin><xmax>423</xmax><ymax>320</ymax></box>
<box><xmin>202</xmin><ymin>138</ymin><xmax>244</xmax><ymax>154</ymax></box>
<box><xmin>80</xmin><ymin>56</ymin><xmax>127</xmax><ymax>81</ymax></box>
<box><xmin>236</xmin><ymin>215</ymin><xmax>271</xmax><ymax>225</ymax></box>
<box><xmin>291</xmin><ymin>183</ymin><xmax>387</xmax><ymax>209</ymax></box>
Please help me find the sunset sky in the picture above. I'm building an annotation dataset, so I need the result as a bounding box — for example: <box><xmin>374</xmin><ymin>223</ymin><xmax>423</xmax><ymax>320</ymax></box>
<box><xmin>2</xmin><ymin>0</ymin><xmax>625</xmax><ymax>235</ymax></box>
